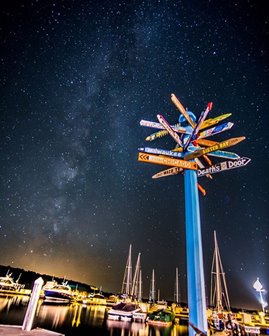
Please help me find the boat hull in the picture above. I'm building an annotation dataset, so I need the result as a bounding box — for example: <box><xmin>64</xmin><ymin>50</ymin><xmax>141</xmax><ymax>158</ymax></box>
<box><xmin>44</xmin><ymin>290</ymin><xmax>73</xmax><ymax>304</ymax></box>
<box><xmin>107</xmin><ymin>302</ymin><xmax>141</xmax><ymax>322</ymax></box>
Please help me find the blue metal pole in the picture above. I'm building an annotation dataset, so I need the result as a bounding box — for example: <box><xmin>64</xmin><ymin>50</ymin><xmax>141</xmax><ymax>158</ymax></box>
<box><xmin>184</xmin><ymin>168</ymin><xmax>207</xmax><ymax>336</ymax></box>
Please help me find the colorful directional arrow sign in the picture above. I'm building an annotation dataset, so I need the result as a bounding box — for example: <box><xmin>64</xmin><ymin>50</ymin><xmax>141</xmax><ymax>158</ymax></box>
<box><xmin>138</xmin><ymin>147</ymin><xmax>184</xmax><ymax>158</ymax></box>
<box><xmin>138</xmin><ymin>152</ymin><xmax>197</xmax><ymax>170</ymax></box>
<box><xmin>197</xmin><ymin>157</ymin><xmax>251</xmax><ymax>177</ymax></box>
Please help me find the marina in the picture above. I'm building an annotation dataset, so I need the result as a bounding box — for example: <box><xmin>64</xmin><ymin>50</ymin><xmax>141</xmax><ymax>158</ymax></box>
<box><xmin>0</xmin><ymin>291</ymin><xmax>269</xmax><ymax>336</ymax></box>
<box><xmin>0</xmin><ymin>240</ymin><xmax>268</xmax><ymax>336</ymax></box>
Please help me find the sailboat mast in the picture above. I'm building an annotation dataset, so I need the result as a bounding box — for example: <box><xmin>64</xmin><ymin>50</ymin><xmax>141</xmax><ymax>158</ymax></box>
<box><xmin>214</xmin><ymin>231</ymin><xmax>222</xmax><ymax>311</ymax></box>
<box><xmin>131</xmin><ymin>252</ymin><xmax>141</xmax><ymax>299</ymax></box>
<box><xmin>149</xmin><ymin>269</ymin><xmax>156</xmax><ymax>302</ymax></box>
<box><xmin>121</xmin><ymin>244</ymin><xmax>132</xmax><ymax>296</ymax></box>
<box><xmin>175</xmin><ymin>267</ymin><xmax>179</xmax><ymax>304</ymax></box>
<box><xmin>138</xmin><ymin>270</ymin><xmax>143</xmax><ymax>302</ymax></box>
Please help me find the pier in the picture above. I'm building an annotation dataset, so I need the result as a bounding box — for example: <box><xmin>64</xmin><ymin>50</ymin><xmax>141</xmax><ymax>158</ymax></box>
<box><xmin>0</xmin><ymin>325</ymin><xmax>63</xmax><ymax>335</ymax></box>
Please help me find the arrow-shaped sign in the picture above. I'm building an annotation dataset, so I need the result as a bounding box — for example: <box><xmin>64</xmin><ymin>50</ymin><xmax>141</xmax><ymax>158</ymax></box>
<box><xmin>140</xmin><ymin>120</ymin><xmax>188</xmax><ymax>133</ymax></box>
<box><xmin>184</xmin><ymin>137</ymin><xmax>245</xmax><ymax>161</ymax></box>
<box><xmin>208</xmin><ymin>150</ymin><xmax>240</xmax><ymax>160</ymax></box>
<box><xmin>198</xmin><ymin>122</ymin><xmax>234</xmax><ymax>139</ymax></box>
<box><xmin>157</xmin><ymin>114</ymin><xmax>183</xmax><ymax>147</ymax></box>
<box><xmin>146</xmin><ymin>130</ymin><xmax>169</xmax><ymax>141</ymax></box>
<box><xmin>199</xmin><ymin>113</ymin><xmax>232</xmax><ymax>130</ymax></box>
<box><xmin>184</xmin><ymin>102</ymin><xmax>213</xmax><ymax>150</ymax></box>
<box><xmin>152</xmin><ymin>167</ymin><xmax>183</xmax><ymax>179</ymax></box>
<box><xmin>197</xmin><ymin>157</ymin><xmax>251</xmax><ymax>177</ymax></box>
<box><xmin>171</xmin><ymin>93</ymin><xmax>196</xmax><ymax>128</ymax></box>
<box><xmin>195</xmin><ymin>138</ymin><xmax>219</xmax><ymax>147</ymax></box>
<box><xmin>188</xmin><ymin>145</ymin><xmax>241</xmax><ymax>160</ymax></box>
<box><xmin>138</xmin><ymin>147</ymin><xmax>184</xmax><ymax>158</ymax></box>
<box><xmin>138</xmin><ymin>152</ymin><xmax>197</xmax><ymax>170</ymax></box>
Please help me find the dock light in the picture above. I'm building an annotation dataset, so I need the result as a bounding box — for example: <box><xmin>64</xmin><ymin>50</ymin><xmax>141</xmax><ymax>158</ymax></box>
<box><xmin>253</xmin><ymin>278</ymin><xmax>267</xmax><ymax>313</ymax></box>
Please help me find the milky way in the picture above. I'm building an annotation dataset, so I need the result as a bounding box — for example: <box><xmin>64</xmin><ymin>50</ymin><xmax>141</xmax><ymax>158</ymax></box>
<box><xmin>0</xmin><ymin>0</ymin><xmax>268</xmax><ymax>309</ymax></box>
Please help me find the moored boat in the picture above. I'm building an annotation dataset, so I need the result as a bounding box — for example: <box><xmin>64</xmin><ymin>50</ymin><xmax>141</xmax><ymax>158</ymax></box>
<box><xmin>84</xmin><ymin>293</ymin><xmax>107</xmax><ymax>305</ymax></box>
<box><xmin>0</xmin><ymin>272</ymin><xmax>25</xmax><ymax>292</ymax></box>
<box><xmin>146</xmin><ymin>308</ymin><xmax>175</xmax><ymax>326</ymax></box>
<box><xmin>43</xmin><ymin>280</ymin><xmax>74</xmax><ymax>304</ymax></box>
<box><xmin>107</xmin><ymin>302</ymin><xmax>141</xmax><ymax>321</ymax></box>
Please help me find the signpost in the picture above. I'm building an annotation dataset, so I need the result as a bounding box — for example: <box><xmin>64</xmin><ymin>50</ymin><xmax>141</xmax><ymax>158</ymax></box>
<box><xmin>138</xmin><ymin>93</ymin><xmax>249</xmax><ymax>336</ymax></box>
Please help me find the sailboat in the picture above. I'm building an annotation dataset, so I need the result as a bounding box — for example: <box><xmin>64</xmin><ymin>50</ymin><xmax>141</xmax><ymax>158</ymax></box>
<box><xmin>108</xmin><ymin>245</ymin><xmax>143</xmax><ymax>321</ymax></box>
<box><xmin>209</xmin><ymin>232</ymin><xmax>260</xmax><ymax>335</ymax></box>
<box><xmin>210</xmin><ymin>230</ymin><xmax>230</xmax><ymax>313</ymax></box>
<box><xmin>209</xmin><ymin>231</ymin><xmax>231</xmax><ymax>331</ymax></box>
<box><xmin>147</xmin><ymin>270</ymin><xmax>175</xmax><ymax>326</ymax></box>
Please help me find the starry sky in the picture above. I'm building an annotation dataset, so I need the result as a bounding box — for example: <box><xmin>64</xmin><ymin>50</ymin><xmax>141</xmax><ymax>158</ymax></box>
<box><xmin>0</xmin><ymin>0</ymin><xmax>268</xmax><ymax>309</ymax></box>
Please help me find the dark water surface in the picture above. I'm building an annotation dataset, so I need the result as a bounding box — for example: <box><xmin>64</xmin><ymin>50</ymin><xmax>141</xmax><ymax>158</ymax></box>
<box><xmin>0</xmin><ymin>295</ymin><xmax>188</xmax><ymax>336</ymax></box>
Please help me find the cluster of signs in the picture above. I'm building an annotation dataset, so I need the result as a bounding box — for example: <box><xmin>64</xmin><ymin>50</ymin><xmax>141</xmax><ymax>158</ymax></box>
<box><xmin>138</xmin><ymin>152</ymin><xmax>251</xmax><ymax>177</ymax></box>
<box><xmin>138</xmin><ymin>93</ymin><xmax>251</xmax><ymax>182</ymax></box>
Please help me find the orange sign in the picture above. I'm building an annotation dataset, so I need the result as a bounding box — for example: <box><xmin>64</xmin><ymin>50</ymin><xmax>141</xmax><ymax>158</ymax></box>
<box><xmin>138</xmin><ymin>152</ymin><xmax>197</xmax><ymax>170</ymax></box>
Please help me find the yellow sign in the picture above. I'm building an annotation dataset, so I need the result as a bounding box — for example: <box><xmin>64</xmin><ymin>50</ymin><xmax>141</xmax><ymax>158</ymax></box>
<box><xmin>200</xmin><ymin>113</ymin><xmax>232</xmax><ymax>130</ymax></box>
<box><xmin>138</xmin><ymin>152</ymin><xmax>197</xmax><ymax>170</ymax></box>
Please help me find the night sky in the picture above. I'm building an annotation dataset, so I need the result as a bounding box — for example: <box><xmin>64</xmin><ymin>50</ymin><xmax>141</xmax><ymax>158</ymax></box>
<box><xmin>0</xmin><ymin>0</ymin><xmax>268</xmax><ymax>310</ymax></box>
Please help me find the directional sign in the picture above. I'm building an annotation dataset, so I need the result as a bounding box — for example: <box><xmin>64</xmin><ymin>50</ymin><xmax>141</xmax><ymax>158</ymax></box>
<box><xmin>184</xmin><ymin>136</ymin><xmax>245</xmax><ymax>161</ymax></box>
<box><xmin>138</xmin><ymin>152</ymin><xmax>197</xmax><ymax>170</ymax></box>
<box><xmin>138</xmin><ymin>147</ymin><xmax>184</xmax><ymax>158</ymax></box>
<box><xmin>198</xmin><ymin>122</ymin><xmax>234</xmax><ymax>139</ymax></box>
<box><xmin>184</xmin><ymin>102</ymin><xmax>213</xmax><ymax>150</ymax></box>
<box><xmin>152</xmin><ymin>167</ymin><xmax>183</xmax><ymax>179</ymax></box>
<box><xmin>146</xmin><ymin>130</ymin><xmax>168</xmax><ymax>141</ymax></box>
<box><xmin>146</xmin><ymin>127</ymin><xmax>191</xmax><ymax>141</ymax></box>
<box><xmin>140</xmin><ymin>120</ymin><xmax>188</xmax><ymax>133</ymax></box>
<box><xmin>157</xmin><ymin>114</ymin><xmax>183</xmax><ymax>147</ymax></box>
<box><xmin>171</xmin><ymin>93</ymin><xmax>196</xmax><ymax>128</ymax></box>
<box><xmin>200</xmin><ymin>113</ymin><xmax>232</xmax><ymax>130</ymax></box>
<box><xmin>195</xmin><ymin>138</ymin><xmax>219</xmax><ymax>147</ymax></box>
<box><xmin>208</xmin><ymin>150</ymin><xmax>240</xmax><ymax>160</ymax></box>
<box><xmin>197</xmin><ymin>157</ymin><xmax>251</xmax><ymax>177</ymax></box>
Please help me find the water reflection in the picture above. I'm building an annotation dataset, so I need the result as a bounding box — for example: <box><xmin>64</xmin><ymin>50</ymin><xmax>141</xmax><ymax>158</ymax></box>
<box><xmin>0</xmin><ymin>294</ymin><xmax>29</xmax><ymax>313</ymax></box>
<box><xmin>38</xmin><ymin>303</ymin><xmax>70</xmax><ymax>328</ymax></box>
<box><xmin>36</xmin><ymin>302</ymin><xmax>108</xmax><ymax>329</ymax></box>
<box><xmin>0</xmin><ymin>295</ymin><xmax>189</xmax><ymax>336</ymax></box>
<box><xmin>106</xmin><ymin>321</ymin><xmax>188</xmax><ymax>336</ymax></box>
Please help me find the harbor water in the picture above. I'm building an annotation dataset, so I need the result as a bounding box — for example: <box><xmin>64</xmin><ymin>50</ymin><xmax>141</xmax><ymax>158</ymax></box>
<box><xmin>0</xmin><ymin>295</ymin><xmax>188</xmax><ymax>336</ymax></box>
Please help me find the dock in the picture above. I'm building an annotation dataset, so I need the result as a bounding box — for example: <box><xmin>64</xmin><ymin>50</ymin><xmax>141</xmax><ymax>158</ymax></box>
<box><xmin>0</xmin><ymin>325</ymin><xmax>64</xmax><ymax>336</ymax></box>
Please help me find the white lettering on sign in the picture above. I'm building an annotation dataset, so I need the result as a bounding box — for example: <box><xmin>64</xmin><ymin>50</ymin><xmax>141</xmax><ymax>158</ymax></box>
<box><xmin>197</xmin><ymin>157</ymin><xmax>251</xmax><ymax>177</ymax></box>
